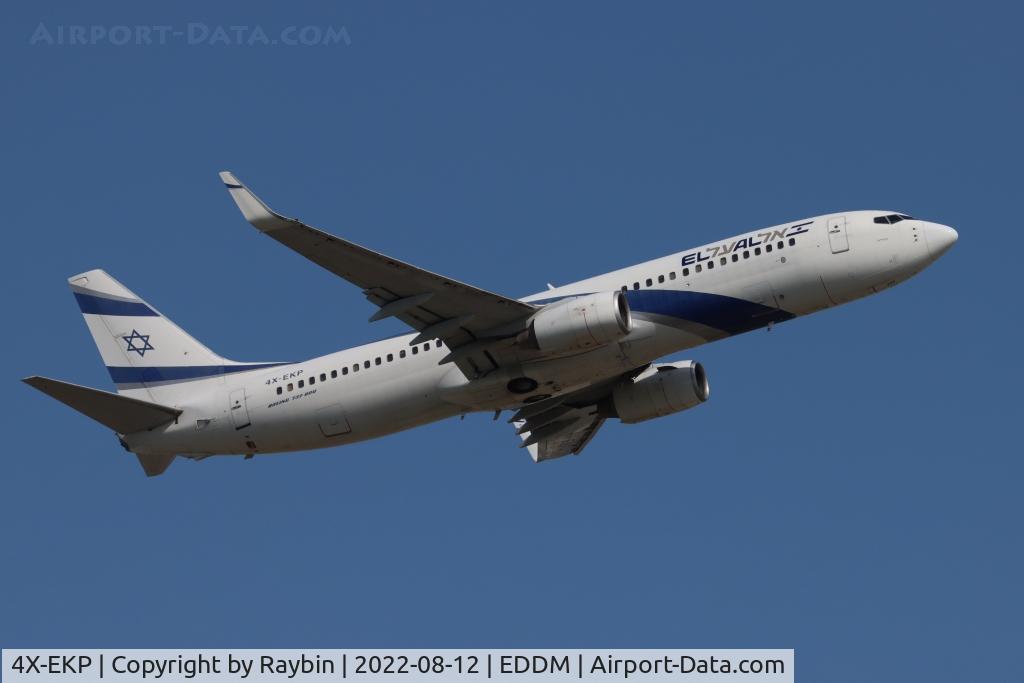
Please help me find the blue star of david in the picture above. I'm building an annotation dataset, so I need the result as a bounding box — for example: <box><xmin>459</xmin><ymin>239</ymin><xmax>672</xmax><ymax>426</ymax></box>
<box><xmin>123</xmin><ymin>329</ymin><xmax>154</xmax><ymax>357</ymax></box>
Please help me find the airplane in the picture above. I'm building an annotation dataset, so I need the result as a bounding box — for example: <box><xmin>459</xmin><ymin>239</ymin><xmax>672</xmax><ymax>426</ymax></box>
<box><xmin>23</xmin><ymin>172</ymin><xmax>958</xmax><ymax>476</ymax></box>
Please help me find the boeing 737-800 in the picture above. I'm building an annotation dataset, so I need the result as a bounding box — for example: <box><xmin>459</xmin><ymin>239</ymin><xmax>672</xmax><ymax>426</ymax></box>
<box><xmin>24</xmin><ymin>173</ymin><xmax>958</xmax><ymax>475</ymax></box>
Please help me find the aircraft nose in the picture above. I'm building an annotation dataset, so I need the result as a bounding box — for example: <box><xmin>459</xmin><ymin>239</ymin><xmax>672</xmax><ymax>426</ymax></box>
<box><xmin>922</xmin><ymin>222</ymin><xmax>958</xmax><ymax>259</ymax></box>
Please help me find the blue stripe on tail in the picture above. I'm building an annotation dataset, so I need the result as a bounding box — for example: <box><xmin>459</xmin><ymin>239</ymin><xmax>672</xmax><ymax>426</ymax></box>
<box><xmin>74</xmin><ymin>292</ymin><xmax>159</xmax><ymax>316</ymax></box>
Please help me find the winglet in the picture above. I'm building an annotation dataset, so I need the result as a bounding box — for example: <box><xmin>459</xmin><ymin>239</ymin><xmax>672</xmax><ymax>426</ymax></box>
<box><xmin>219</xmin><ymin>171</ymin><xmax>292</xmax><ymax>232</ymax></box>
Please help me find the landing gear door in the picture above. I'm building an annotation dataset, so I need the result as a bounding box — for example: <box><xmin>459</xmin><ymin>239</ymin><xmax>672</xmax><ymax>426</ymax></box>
<box><xmin>229</xmin><ymin>388</ymin><xmax>251</xmax><ymax>430</ymax></box>
<box><xmin>827</xmin><ymin>216</ymin><xmax>850</xmax><ymax>254</ymax></box>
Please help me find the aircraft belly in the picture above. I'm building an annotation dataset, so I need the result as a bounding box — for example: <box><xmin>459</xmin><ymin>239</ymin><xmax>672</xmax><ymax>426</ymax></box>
<box><xmin>342</xmin><ymin>383</ymin><xmax>459</xmax><ymax>441</ymax></box>
<box><xmin>256</xmin><ymin>365</ymin><xmax>458</xmax><ymax>453</ymax></box>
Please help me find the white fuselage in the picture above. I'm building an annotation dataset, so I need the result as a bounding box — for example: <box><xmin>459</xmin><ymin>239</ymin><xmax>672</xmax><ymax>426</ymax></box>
<box><xmin>124</xmin><ymin>211</ymin><xmax>956</xmax><ymax>459</ymax></box>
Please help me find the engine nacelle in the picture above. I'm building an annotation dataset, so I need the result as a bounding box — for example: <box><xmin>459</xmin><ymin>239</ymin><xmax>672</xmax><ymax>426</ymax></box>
<box><xmin>526</xmin><ymin>291</ymin><xmax>632</xmax><ymax>354</ymax></box>
<box><xmin>604</xmin><ymin>361</ymin><xmax>710</xmax><ymax>424</ymax></box>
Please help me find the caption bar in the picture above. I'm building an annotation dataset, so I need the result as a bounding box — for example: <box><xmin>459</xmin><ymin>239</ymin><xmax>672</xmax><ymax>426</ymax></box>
<box><xmin>2</xmin><ymin>650</ymin><xmax>792</xmax><ymax>682</ymax></box>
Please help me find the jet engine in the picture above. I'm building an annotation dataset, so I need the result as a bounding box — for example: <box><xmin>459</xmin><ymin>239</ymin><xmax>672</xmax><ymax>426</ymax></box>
<box><xmin>603</xmin><ymin>361</ymin><xmax>710</xmax><ymax>423</ymax></box>
<box><xmin>525</xmin><ymin>291</ymin><xmax>632</xmax><ymax>354</ymax></box>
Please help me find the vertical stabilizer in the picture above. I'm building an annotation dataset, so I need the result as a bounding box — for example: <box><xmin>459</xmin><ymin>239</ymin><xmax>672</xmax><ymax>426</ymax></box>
<box><xmin>68</xmin><ymin>269</ymin><xmax>283</xmax><ymax>402</ymax></box>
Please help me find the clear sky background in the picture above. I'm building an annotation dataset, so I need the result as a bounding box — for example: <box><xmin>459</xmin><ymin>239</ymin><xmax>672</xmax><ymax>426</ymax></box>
<box><xmin>1</xmin><ymin>2</ymin><xmax>1021</xmax><ymax>681</ymax></box>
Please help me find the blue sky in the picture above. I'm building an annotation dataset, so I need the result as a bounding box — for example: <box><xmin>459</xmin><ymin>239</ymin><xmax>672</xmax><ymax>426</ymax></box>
<box><xmin>1</xmin><ymin>1</ymin><xmax>1021</xmax><ymax>680</ymax></box>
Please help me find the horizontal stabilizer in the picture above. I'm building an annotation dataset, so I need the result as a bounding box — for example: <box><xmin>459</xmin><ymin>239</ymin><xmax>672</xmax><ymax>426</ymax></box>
<box><xmin>23</xmin><ymin>376</ymin><xmax>182</xmax><ymax>434</ymax></box>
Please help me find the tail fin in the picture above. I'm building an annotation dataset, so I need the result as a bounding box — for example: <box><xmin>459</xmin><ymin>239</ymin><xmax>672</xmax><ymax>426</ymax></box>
<box><xmin>69</xmin><ymin>269</ymin><xmax>282</xmax><ymax>402</ymax></box>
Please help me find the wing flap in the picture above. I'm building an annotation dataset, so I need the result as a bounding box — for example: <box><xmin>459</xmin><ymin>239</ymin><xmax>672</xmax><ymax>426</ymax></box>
<box><xmin>514</xmin><ymin>406</ymin><xmax>606</xmax><ymax>462</ymax></box>
<box><xmin>506</xmin><ymin>368</ymin><xmax>653</xmax><ymax>461</ymax></box>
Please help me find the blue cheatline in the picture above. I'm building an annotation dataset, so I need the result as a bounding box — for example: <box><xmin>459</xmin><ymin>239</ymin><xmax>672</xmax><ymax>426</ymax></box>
<box><xmin>530</xmin><ymin>289</ymin><xmax>794</xmax><ymax>336</ymax></box>
<box><xmin>107</xmin><ymin>363</ymin><xmax>289</xmax><ymax>385</ymax></box>
<box><xmin>624</xmin><ymin>290</ymin><xmax>794</xmax><ymax>335</ymax></box>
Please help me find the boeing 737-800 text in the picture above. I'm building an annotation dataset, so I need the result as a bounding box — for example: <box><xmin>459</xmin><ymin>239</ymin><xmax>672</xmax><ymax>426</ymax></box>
<box><xmin>24</xmin><ymin>173</ymin><xmax>957</xmax><ymax>475</ymax></box>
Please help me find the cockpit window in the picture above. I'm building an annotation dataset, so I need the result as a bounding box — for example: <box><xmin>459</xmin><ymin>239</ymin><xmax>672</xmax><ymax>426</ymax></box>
<box><xmin>874</xmin><ymin>213</ymin><xmax>916</xmax><ymax>224</ymax></box>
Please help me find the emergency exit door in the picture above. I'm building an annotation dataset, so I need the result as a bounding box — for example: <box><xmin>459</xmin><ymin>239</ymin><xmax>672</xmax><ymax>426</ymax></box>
<box><xmin>827</xmin><ymin>216</ymin><xmax>849</xmax><ymax>253</ymax></box>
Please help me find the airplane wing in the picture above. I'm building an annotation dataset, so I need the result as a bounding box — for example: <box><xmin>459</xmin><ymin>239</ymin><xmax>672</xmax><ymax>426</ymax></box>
<box><xmin>513</xmin><ymin>406</ymin><xmax>606</xmax><ymax>462</ymax></box>
<box><xmin>220</xmin><ymin>172</ymin><xmax>537</xmax><ymax>378</ymax></box>
<box><xmin>506</xmin><ymin>371</ymin><xmax>644</xmax><ymax>461</ymax></box>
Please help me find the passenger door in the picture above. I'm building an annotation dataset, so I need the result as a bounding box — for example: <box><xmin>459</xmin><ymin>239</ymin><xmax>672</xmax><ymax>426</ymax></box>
<box><xmin>229</xmin><ymin>389</ymin><xmax>251</xmax><ymax>430</ymax></box>
<box><xmin>827</xmin><ymin>216</ymin><xmax>850</xmax><ymax>253</ymax></box>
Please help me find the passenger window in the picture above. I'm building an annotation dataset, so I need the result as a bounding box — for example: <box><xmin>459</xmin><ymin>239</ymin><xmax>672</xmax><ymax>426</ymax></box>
<box><xmin>696</xmin><ymin>264</ymin><xmax>702</xmax><ymax>273</ymax></box>
<box><xmin>423</xmin><ymin>344</ymin><xmax>430</xmax><ymax>352</ymax></box>
<box><xmin>276</xmin><ymin>387</ymin><xmax>282</xmax><ymax>395</ymax></box>
<box><xmin>387</xmin><ymin>353</ymin><xmax>393</xmax><ymax>362</ymax></box>
<box><xmin>683</xmin><ymin>268</ymin><xmax>690</xmax><ymax>276</ymax></box>
<box><xmin>400</xmin><ymin>349</ymin><xmax>406</xmax><ymax>358</ymax></box>
<box><xmin>788</xmin><ymin>238</ymin><xmax>795</xmax><ymax>246</ymax></box>
<box><xmin>743</xmin><ymin>250</ymin><xmax>750</xmax><ymax>259</ymax></box>
<box><xmin>766</xmin><ymin>244</ymin><xmax>773</xmax><ymax>252</ymax></box>
<box><xmin>707</xmin><ymin>261</ymin><xmax>714</xmax><ymax>270</ymax></box>
<box><xmin>436</xmin><ymin>340</ymin><xmax>442</xmax><ymax>348</ymax></box>
<box><xmin>375</xmin><ymin>357</ymin><xmax>382</xmax><ymax>366</ymax></box>
<box><xmin>669</xmin><ymin>271</ymin><xmax>676</xmax><ymax>280</ymax></box>
<box><xmin>645</xmin><ymin>278</ymin><xmax>652</xmax><ymax>287</ymax></box>
<box><xmin>778</xmin><ymin>241</ymin><xmax>784</xmax><ymax>249</ymax></box>
<box><xmin>309</xmin><ymin>377</ymin><xmax>315</xmax><ymax>385</ymax></box>
<box><xmin>353</xmin><ymin>364</ymin><xmax>359</xmax><ymax>372</ymax></box>
<box><xmin>364</xmin><ymin>360</ymin><xmax>370</xmax><ymax>369</ymax></box>
<box><xmin>412</xmin><ymin>346</ymin><xmax>419</xmax><ymax>355</ymax></box>
<box><xmin>340</xmin><ymin>368</ymin><xmax>346</xmax><ymax>376</ymax></box>
<box><xmin>320</xmin><ymin>373</ymin><xmax>326</xmax><ymax>381</ymax></box>
<box><xmin>658</xmin><ymin>275</ymin><xmax>664</xmax><ymax>283</ymax></box>
<box><xmin>298</xmin><ymin>380</ymin><xmax>305</xmax><ymax>388</ymax></box>
<box><xmin>720</xmin><ymin>257</ymin><xmax>727</xmax><ymax>266</ymax></box>
<box><xmin>755</xmin><ymin>247</ymin><xmax>762</xmax><ymax>255</ymax></box>
<box><xmin>287</xmin><ymin>383</ymin><xmax>294</xmax><ymax>392</ymax></box>
<box><xmin>732</xmin><ymin>254</ymin><xmax>738</xmax><ymax>262</ymax></box>
<box><xmin>621</xmin><ymin>285</ymin><xmax>627</xmax><ymax>291</ymax></box>
<box><xmin>633</xmin><ymin>282</ymin><xmax>640</xmax><ymax>290</ymax></box>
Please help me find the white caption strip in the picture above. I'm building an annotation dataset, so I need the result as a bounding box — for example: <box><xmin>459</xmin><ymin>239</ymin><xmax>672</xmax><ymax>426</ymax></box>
<box><xmin>3</xmin><ymin>650</ymin><xmax>793</xmax><ymax>682</ymax></box>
